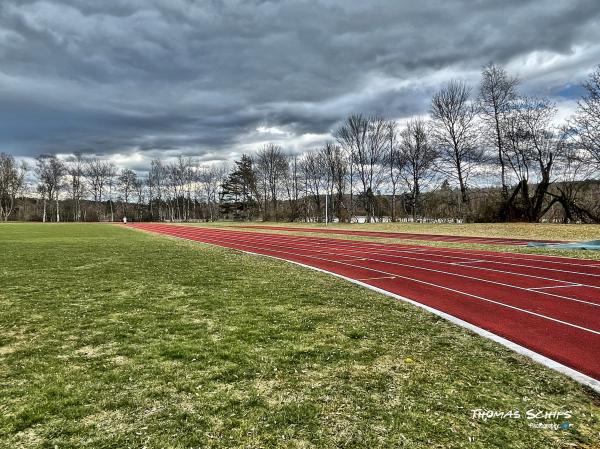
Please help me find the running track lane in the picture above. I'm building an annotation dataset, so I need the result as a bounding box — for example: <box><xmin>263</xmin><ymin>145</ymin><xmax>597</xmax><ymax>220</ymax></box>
<box><xmin>232</xmin><ymin>225</ymin><xmax>565</xmax><ymax>246</ymax></box>
<box><xmin>129</xmin><ymin>223</ymin><xmax>600</xmax><ymax>384</ymax></box>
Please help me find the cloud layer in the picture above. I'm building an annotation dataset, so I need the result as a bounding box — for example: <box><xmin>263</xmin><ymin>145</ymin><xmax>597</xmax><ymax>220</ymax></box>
<box><xmin>1</xmin><ymin>0</ymin><xmax>599</xmax><ymax>166</ymax></box>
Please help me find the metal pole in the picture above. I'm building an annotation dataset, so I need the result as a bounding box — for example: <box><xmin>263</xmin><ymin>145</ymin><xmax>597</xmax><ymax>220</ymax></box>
<box><xmin>325</xmin><ymin>192</ymin><xmax>328</xmax><ymax>226</ymax></box>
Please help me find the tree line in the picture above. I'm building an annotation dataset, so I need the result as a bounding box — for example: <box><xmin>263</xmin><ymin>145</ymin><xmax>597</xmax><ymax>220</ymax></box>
<box><xmin>1</xmin><ymin>63</ymin><xmax>599</xmax><ymax>224</ymax></box>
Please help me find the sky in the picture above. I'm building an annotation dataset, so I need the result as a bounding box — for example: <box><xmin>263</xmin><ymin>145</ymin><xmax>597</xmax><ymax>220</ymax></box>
<box><xmin>1</xmin><ymin>0</ymin><xmax>600</xmax><ymax>171</ymax></box>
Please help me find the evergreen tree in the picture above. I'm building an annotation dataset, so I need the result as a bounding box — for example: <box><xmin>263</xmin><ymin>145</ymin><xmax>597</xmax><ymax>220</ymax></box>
<box><xmin>220</xmin><ymin>154</ymin><xmax>259</xmax><ymax>220</ymax></box>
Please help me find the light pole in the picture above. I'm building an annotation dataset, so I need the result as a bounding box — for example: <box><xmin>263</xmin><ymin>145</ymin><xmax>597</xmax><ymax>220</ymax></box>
<box><xmin>325</xmin><ymin>192</ymin><xmax>328</xmax><ymax>226</ymax></box>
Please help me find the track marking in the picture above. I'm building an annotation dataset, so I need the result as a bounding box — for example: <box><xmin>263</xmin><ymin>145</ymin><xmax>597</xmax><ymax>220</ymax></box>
<box><xmin>357</xmin><ymin>276</ymin><xmax>396</xmax><ymax>281</ymax></box>
<box><xmin>530</xmin><ymin>284</ymin><xmax>583</xmax><ymax>290</ymax></box>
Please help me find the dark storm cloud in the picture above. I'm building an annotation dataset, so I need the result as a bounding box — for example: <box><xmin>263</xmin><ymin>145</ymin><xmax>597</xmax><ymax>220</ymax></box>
<box><xmin>1</xmin><ymin>0</ymin><xmax>600</xmax><ymax>163</ymax></box>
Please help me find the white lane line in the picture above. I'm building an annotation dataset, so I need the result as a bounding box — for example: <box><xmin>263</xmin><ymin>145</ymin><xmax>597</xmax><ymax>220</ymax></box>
<box><xmin>131</xmin><ymin>225</ymin><xmax>600</xmax><ymax>392</ymax></box>
<box><xmin>315</xmin><ymin>240</ymin><xmax>600</xmax><ymax>276</ymax></box>
<box><xmin>530</xmin><ymin>284</ymin><xmax>583</xmax><ymax>290</ymax></box>
<box><xmin>185</xmin><ymin>229</ymin><xmax>600</xmax><ymax>308</ymax></box>
<box><xmin>151</xmin><ymin>227</ymin><xmax>600</xmax><ymax>335</ymax></box>
<box><xmin>357</xmin><ymin>276</ymin><xmax>396</xmax><ymax>281</ymax></box>
<box><xmin>408</xmin><ymin>246</ymin><xmax>600</xmax><ymax>269</ymax></box>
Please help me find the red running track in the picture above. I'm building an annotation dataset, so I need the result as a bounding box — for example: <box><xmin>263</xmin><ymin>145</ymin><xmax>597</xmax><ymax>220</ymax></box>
<box><xmin>232</xmin><ymin>225</ymin><xmax>565</xmax><ymax>246</ymax></box>
<box><xmin>129</xmin><ymin>223</ymin><xmax>600</xmax><ymax>383</ymax></box>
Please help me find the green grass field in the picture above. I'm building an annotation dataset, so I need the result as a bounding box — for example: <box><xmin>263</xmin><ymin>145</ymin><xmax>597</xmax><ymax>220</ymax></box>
<box><xmin>1</xmin><ymin>223</ymin><xmax>599</xmax><ymax>448</ymax></box>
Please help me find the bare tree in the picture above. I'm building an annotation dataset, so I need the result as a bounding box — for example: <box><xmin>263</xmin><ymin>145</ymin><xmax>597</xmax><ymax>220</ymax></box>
<box><xmin>282</xmin><ymin>154</ymin><xmax>302</xmax><ymax>222</ymax></box>
<box><xmin>572</xmin><ymin>65</ymin><xmax>600</xmax><ymax>167</ymax></box>
<box><xmin>501</xmin><ymin>97</ymin><xmax>562</xmax><ymax>222</ymax></box>
<box><xmin>479</xmin><ymin>63</ymin><xmax>519</xmax><ymax>201</ymax></box>
<box><xmin>256</xmin><ymin>144</ymin><xmax>288</xmax><ymax>220</ymax></box>
<box><xmin>0</xmin><ymin>153</ymin><xmax>26</xmax><ymax>221</ymax></box>
<box><xmin>67</xmin><ymin>153</ymin><xmax>85</xmax><ymax>221</ymax></box>
<box><xmin>383</xmin><ymin>121</ymin><xmax>404</xmax><ymax>222</ymax></box>
<box><xmin>166</xmin><ymin>162</ymin><xmax>178</xmax><ymax>221</ymax></box>
<box><xmin>85</xmin><ymin>157</ymin><xmax>112</xmax><ymax>220</ymax></box>
<box><xmin>198</xmin><ymin>163</ymin><xmax>228</xmax><ymax>221</ymax></box>
<box><xmin>546</xmin><ymin>132</ymin><xmax>600</xmax><ymax>223</ymax></box>
<box><xmin>133</xmin><ymin>175</ymin><xmax>146</xmax><ymax>221</ymax></box>
<box><xmin>337</xmin><ymin>115</ymin><xmax>387</xmax><ymax>222</ymax></box>
<box><xmin>35</xmin><ymin>155</ymin><xmax>66</xmax><ymax>222</ymax></box>
<box><xmin>399</xmin><ymin>118</ymin><xmax>438</xmax><ymax>220</ymax></box>
<box><xmin>300</xmin><ymin>151</ymin><xmax>327</xmax><ymax>221</ymax></box>
<box><xmin>118</xmin><ymin>169</ymin><xmax>137</xmax><ymax>218</ymax></box>
<box><xmin>336</xmin><ymin>114</ymin><xmax>368</xmax><ymax>222</ymax></box>
<box><xmin>148</xmin><ymin>159</ymin><xmax>167</xmax><ymax>221</ymax></box>
<box><xmin>171</xmin><ymin>155</ymin><xmax>194</xmax><ymax>221</ymax></box>
<box><xmin>105</xmin><ymin>163</ymin><xmax>117</xmax><ymax>221</ymax></box>
<box><xmin>431</xmin><ymin>80</ymin><xmax>483</xmax><ymax>212</ymax></box>
<box><xmin>321</xmin><ymin>142</ymin><xmax>347</xmax><ymax>222</ymax></box>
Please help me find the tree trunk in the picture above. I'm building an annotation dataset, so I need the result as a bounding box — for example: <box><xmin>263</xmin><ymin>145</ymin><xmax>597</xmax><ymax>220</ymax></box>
<box><xmin>494</xmin><ymin>110</ymin><xmax>508</xmax><ymax>200</ymax></box>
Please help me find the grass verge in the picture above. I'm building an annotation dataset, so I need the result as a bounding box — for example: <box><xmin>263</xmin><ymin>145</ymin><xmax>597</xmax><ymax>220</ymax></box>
<box><xmin>1</xmin><ymin>223</ymin><xmax>599</xmax><ymax>448</ymax></box>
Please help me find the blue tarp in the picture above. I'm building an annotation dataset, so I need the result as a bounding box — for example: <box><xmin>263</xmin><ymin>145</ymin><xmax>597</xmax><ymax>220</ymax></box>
<box><xmin>527</xmin><ymin>240</ymin><xmax>600</xmax><ymax>250</ymax></box>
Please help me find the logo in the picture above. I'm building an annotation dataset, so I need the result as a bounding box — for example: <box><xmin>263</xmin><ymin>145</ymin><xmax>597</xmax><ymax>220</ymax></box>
<box><xmin>470</xmin><ymin>408</ymin><xmax>573</xmax><ymax>431</ymax></box>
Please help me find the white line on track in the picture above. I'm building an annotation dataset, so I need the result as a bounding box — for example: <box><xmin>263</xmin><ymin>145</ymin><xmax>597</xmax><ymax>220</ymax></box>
<box><xmin>356</xmin><ymin>276</ymin><xmax>396</xmax><ymax>281</ymax></box>
<box><xmin>399</xmin><ymin>246</ymin><xmax>600</xmax><ymax>269</ymax></box>
<box><xmin>529</xmin><ymin>284</ymin><xmax>583</xmax><ymax>290</ymax></box>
